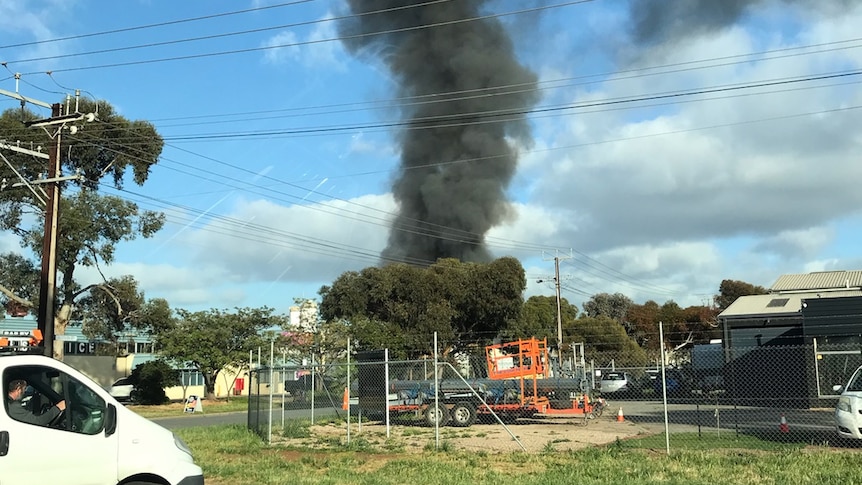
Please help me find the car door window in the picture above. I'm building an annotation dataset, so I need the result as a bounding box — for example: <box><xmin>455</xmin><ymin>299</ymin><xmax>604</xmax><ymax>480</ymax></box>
<box><xmin>4</xmin><ymin>365</ymin><xmax>106</xmax><ymax>435</ymax></box>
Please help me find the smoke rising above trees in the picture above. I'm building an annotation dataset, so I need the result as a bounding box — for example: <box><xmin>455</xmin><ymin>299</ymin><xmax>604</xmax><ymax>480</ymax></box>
<box><xmin>339</xmin><ymin>0</ymin><xmax>539</xmax><ymax>265</ymax></box>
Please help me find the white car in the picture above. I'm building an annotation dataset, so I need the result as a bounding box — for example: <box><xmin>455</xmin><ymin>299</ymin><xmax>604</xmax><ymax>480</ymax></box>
<box><xmin>109</xmin><ymin>377</ymin><xmax>134</xmax><ymax>402</ymax></box>
<box><xmin>600</xmin><ymin>372</ymin><xmax>632</xmax><ymax>395</ymax></box>
<box><xmin>834</xmin><ymin>365</ymin><xmax>862</xmax><ymax>440</ymax></box>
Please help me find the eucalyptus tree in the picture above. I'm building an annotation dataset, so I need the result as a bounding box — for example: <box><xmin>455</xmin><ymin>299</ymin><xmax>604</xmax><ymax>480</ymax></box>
<box><xmin>504</xmin><ymin>295</ymin><xmax>579</xmax><ymax>345</ymax></box>
<box><xmin>319</xmin><ymin>257</ymin><xmax>527</xmax><ymax>358</ymax></box>
<box><xmin>0</xmin><ymin>99</ymin><xmax>164</xmax><ymax>359</ymax></box>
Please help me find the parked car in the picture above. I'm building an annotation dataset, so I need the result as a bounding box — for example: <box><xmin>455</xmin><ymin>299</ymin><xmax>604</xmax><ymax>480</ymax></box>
<box><xmin>109</xmin><ymin>377</ymin><xmax>134</xmax><ymax>402</ymax></box>
<box><xmin>834</xmin><ymin>365</ymin><xmax>862</xmax><ymax>440</ymax></box>
<box><xmin>600</xmin><ymin>372</ymin><xmax>632</xmax><ymax>395</ymax></box>
<box><xmin>654</xmin><ymin>369</ymin><xmax>690</xmax><ymax>397</ymax></box>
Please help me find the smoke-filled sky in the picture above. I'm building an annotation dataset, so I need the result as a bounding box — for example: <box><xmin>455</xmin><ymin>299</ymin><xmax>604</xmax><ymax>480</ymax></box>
<box><xmin>1</xmin><ymin>0</ymin><xmax>861</xmax><ymax>314</ymax></box>
<box><xmin>339</xmin><ymin>0</ymin><xmax>539</xmax><ymax>265</ymax></box>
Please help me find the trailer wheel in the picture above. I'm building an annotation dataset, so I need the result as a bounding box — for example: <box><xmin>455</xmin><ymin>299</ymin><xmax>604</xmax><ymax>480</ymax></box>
<box><xmin>424</xmin><ymin>403</ymin><xmax>450</xmax><ymax>427</ymax></box>
<box><xmin>450</xmin><ymin>402</ymin><xmax>477</xmax><ymax>427</ymax></box>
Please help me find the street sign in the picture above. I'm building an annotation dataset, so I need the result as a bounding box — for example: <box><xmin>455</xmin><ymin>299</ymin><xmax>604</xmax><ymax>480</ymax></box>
<box><xmin>55</xmin><ymin>335</ymin><xmax>77</xmax><ymax>341</ymax></box>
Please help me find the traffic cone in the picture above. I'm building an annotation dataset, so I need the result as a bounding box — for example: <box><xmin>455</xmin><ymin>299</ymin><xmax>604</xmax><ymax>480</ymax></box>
<box><xmin>617</xmin><ymin>407</ymin><xmax>625</xmax><ymax>422</ymax></box>
<box><xmin>342</xmin><ymin>387</ymin><xmax>350</xmax><ymax>411</ymax></box>
<box><xmin>779</xmin><ymin>414</ymin><xmax>789</xmax><ymax>434</ymax></box>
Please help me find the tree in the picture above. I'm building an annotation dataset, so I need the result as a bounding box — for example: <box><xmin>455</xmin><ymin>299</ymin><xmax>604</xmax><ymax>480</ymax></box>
<box><xmin>128</xmin><ymin>360</ymin><xmax>179</xmax><ymax>405</ymax></box>
<box><xmin>583</xmin><ymin>293</ymin><xmax>633</xmax><ymax>322</ymax></box>
<box><xmin>623</xmin><ymin>300</ymin><xmax>661</xmax><ymax>350</ymax></box>
<box><xmin>0</xmin><ymin>100</ymin><xmax>165</xmax><ymax>359</ymax></box>
<box><xmin>154</xmin><ymin>307</ymin><xmax>286</xmax><ymax>400</ymax></box>
<box><xmin>0</xmin><ymin>253</ymin><xmax>40</xmax><ymax>316</ymax></box>
<box><xmin>74</xmin><ymin>275</ymin><xmax>169</xmax><ymax>343</ymax></box>
<box><xmin>572</xmin><ymin>316</ymin><xmax>648</xmax><ymax>367</ymax></box>
<box><xmin>504</xmin><ymin>295</ymin><xmax>578</xmax><ymax>344</ymax></box>
<box><xmin>715</xmin><ymin>279</ymin><xmax>767</xmax><ymax>311</ymax></box>
<box><xmin>319</xmin><ymin>257</ymin><xmax>526</xmax><ymax>358</ymax></box>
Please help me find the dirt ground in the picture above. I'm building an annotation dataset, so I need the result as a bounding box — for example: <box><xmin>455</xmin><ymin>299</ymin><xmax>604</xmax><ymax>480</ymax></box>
<box><xmin>278</xmin><ymin>413</ymin><xmax>655</xmax><ymax>454</ymax></box>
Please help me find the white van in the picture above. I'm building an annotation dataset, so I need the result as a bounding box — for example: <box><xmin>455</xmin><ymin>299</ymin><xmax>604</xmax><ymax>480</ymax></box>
<box><xmin>834</xmin><ymin>365</ymin><xmax>862</xmax><ymax>440</ymax></box>
<box><xmin>1</xmin><ymin>351</ymin><xmax>204</xmax><ymax>484</ymax></box>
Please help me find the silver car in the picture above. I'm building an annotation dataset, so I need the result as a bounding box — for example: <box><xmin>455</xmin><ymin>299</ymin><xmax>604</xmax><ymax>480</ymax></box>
<box><xmin>109</xmin><ymin>377</ymin><xmax>134</xmax><ymax>402</ymax></box>
<box><xmin>600</xmin><ymin>372</ymin><xmax>632</xmax><ymax>395</ymax></box>
<box><xmin>834</xmin><ymin>365</ymin><xmax>862</xmax><ymax>440</ymax></box>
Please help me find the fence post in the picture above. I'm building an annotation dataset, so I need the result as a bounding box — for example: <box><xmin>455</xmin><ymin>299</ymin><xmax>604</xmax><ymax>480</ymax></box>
<box><xmin>434</xmin><ymin>332</ymin><xmax>440</xmax><ymax>450</ymax></box>
<box><xmin>268</xmin><ymin>339</ymin><xmax>274</xmax><ymax>444</ymax></box>
<box><xmin>346</xmin><ymin>338</ymin><xmax>351</xmax><ymax>446</ymax></box>
<box><xmin>659</xmin><ymin>321</ymin><xmax>670</xmax><ymax>455</ymax></box>
<box><xmin>385</xmin><ymin>348</ymin><xmax>390</xmax><ymax>438</ymax></box>
<box><xmin>310</xmin><ymin>353</ymin><xmax>315</xmax><ymax>424</ymax></box>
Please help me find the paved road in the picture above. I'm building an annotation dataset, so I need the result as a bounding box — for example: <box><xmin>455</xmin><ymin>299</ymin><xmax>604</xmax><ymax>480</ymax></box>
<box><xmin>602</xmin><ymin>398</ymin><xmax>840</xmax><ymax>442</ymax></box>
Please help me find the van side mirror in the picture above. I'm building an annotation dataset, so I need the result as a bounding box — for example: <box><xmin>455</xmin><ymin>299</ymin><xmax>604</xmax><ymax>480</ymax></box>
<box><xmin>833</xmin><ymin>384</ymin><xmax>844</xmax><ymax>393</ymax></box>
<box><xmin>104</xmin><ymin>404</ymin><xmax>117</xmax><ymax>436</ymax></box>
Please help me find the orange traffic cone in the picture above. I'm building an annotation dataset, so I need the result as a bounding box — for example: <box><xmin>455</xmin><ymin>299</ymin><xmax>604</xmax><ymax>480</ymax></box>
<box><xmin>342</xmin><ymin>387</ymin><xmax>350</xmax><ymax>411</ymax></box>
<box><xmin>617</xmin><ymin>407</ymin><xmax>625</xmax><ymax>422</ymax></box>
<box><xmin>779</xmin><ymin>414</ymin><xmax>789</xmax><ymax>434</ymax></box>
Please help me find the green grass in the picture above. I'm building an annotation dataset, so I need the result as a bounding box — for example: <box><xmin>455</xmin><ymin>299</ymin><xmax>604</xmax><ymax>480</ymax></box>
<box><xmin>128</xmin><ymin>396</ymin><xmax>249</xmax><ymax>418</ymax></box>
<box><xmin>176</xmin><ymin>425</ymin><xmax>862</xmax><ymax>485</ymax></box>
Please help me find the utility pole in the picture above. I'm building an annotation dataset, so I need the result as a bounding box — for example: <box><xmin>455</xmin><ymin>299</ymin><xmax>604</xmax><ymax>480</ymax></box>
<box><xmin>1</xmin><ymin>83</ymin><xmax>92</xmax><ymax>358</ymax></box>
<box><xmin>539</xmin><ymin>251</ymin><xmax>573</xmax><ymax>372</ymax></box>
<box><xmin>553</xmin><ymin>255</ymin><xmax>563</xmax><ymax>352</ymax></box>
<box><xmin>36</xmin><ymin>103</ymin><xmax>62</xmax><ymax>358</ymax></box>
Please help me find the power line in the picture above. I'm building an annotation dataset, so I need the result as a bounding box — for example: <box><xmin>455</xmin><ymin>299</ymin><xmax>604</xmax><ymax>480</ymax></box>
<box><xmin>134</xmin><ymin>69</ymin><xmax>860</xmax><ymax>143</ymax></box>
<box><xmin>0</xmin><ymin>0</ymin><xmax>315</xmax><ymax>50</ymax></box>
<box><xmin>16</xmin><ymin>0</ymin><xmax>595</xmax><ymax>74</ymax></box>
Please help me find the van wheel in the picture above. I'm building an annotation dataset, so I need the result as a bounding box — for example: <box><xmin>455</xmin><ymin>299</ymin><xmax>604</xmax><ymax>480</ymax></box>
<box><xmin>450</xmin><ymin>402</ymin><xmax>477</xmax><ymax>427</ymax></box>
<box><xmin>424</xmin><ymin>403</ymin><xmax>450</xmax><ymax>427</ymax></box>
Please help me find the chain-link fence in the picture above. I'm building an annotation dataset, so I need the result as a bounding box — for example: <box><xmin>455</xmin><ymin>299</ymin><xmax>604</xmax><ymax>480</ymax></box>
<box><xmin>247</xmin><ymin>334</ymin><xmax>860</xmax><ymax>452</ymax></box>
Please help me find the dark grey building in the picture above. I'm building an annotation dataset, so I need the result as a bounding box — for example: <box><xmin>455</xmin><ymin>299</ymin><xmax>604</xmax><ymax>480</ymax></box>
<box><xmin>718</xmin><ymin>271</ymin><xmax>862</xmax><ymax>406</ymax></box>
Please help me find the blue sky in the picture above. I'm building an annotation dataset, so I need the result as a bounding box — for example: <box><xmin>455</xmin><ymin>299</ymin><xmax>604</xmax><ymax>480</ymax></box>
<box><xmin>1</xmin><ymin>0</ymin><xmax>861</xmax><ymax>316</ymax></box>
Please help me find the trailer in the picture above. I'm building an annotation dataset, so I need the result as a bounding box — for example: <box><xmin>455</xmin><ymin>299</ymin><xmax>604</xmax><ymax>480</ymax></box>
<box><xmin>355</xmin><ymin>338</ymin><xmax>605</xmax><ymax>427</ymax></box>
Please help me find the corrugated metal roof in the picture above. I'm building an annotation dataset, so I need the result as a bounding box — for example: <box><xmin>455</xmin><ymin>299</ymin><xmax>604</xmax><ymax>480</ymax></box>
<box><xmin>770</xmin><ymin>270</ymin><xmax>862</xmax><ymax>291</ymax></box>
<box><xmin>719</xmin><ymin>290</ymin><xmax>862</xmax><ymax>318</ymax></box>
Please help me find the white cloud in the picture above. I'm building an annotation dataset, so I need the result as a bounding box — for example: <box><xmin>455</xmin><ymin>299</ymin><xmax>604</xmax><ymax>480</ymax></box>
<box><xmin>261</xmin><ymin>12</ymin><xmax>347</xmax><ymax>70</ymax></box>
<box><xmin>179</xmin><ymin>193</ymin><xmax>395</xmax><ymax>285</ymax></box>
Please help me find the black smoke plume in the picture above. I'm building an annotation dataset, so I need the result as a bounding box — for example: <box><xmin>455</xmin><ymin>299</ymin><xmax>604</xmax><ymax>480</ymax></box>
<box><xmin>631</xmin><ymin>0</ymin><xmax>859</xmax><ymax>46</ymax></box>
<box><xmin>339</xmin><ymin>1</ymin><xmax>539</xmax><ymax>265</ymax></box>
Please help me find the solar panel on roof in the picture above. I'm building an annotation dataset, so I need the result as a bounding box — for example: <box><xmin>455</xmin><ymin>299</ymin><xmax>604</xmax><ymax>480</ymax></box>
<box><xmin>766</xmin><ymin>298</ymin><xmax>790</xmax><ymax>308</ymax></box>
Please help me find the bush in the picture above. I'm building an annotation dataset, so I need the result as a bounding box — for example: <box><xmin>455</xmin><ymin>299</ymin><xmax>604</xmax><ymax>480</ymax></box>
<box><xmin>129</xmin><ymin>360</ymin><xmax>180</xmax><ymax>404</ymax></box>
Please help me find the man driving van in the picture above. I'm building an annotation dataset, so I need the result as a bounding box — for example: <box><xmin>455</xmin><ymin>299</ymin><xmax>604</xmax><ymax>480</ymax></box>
<box><xmin>5</xmin><ymin>379</ymin><xmax>66</xmax><ymax>426</ymax></box>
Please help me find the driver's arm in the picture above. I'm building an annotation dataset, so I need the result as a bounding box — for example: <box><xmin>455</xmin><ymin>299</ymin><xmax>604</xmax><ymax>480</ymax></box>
<box><xmin>9</xmin><ymin>399</ymin><xmax>65</xmax><ymax>426</ymax></box>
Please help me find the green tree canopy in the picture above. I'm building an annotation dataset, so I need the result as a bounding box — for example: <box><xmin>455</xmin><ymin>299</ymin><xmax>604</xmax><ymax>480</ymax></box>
<box><xmin>0</xmin><ymin>100</ymin><xmax>165</xmax><ymax>358</ymax></box>
<box><xmin>75</xmin><ymin>275</ymin><xmax>172</xmax><ymax>343</ymax></box>
<box><xmin>154</xmin><ymin>307</ymin><xmax>286</xmax><ymax>400</ymax></box>
<box><xmin>572</xmin><ymin>315</ymin><xmax>648</xmax><ymax>367</ymax></box>
<box><xmin>582</xmin><ymin>292</ymin><xmax>633</xmax><ymax>322</ymax></box>
<box><xmin>715</xmin><ymin>279</ymin><xmax>767</xmax><ymax>310</ymax></box>
<box><xmin>319</xmin><ymin>257</ymin><xmax>526</xmax><ymax>358</ymax></box>
<box><xmin>503</xmin><ymin>295</ymin><xmax>578</xmax><ymax>346</ymax></box>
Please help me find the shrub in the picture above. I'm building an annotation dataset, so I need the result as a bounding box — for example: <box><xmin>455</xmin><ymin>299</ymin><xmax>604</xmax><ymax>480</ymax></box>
<box><xmin>129</xmin><ymin>360</ymin><xmax>180</xmax><ymax>404</ymax></box>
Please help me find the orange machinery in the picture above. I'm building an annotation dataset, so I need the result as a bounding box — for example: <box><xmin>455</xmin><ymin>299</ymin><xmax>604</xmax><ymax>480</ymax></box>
<box><xmin>485</xmin><ymin>337</ymin><xmax>602</xmax><ymax>417</ymax></box>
